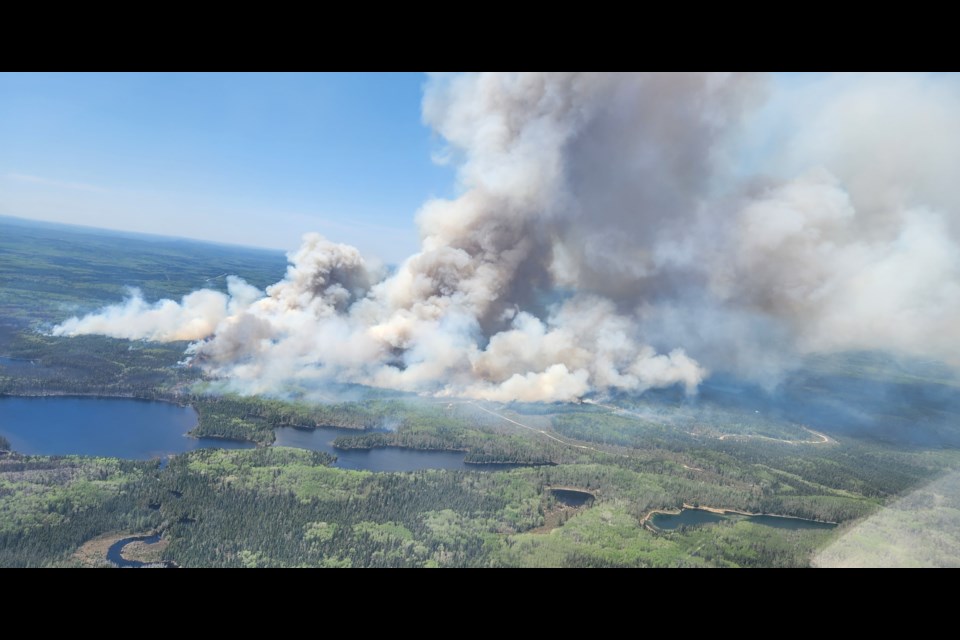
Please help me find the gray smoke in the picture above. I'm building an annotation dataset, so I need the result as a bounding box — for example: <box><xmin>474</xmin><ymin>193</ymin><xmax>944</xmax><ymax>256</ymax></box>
<box><xmin>53</xmin><ymin>72</ymin><xmax>960</xmax><ymax>401</ymax></box>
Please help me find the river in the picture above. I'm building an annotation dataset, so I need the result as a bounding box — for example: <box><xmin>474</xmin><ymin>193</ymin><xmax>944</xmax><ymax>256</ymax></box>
<box><xmin>106</xmin><ymin>534</ymin><xmax>175</xmax><ymax>568</ymax></box>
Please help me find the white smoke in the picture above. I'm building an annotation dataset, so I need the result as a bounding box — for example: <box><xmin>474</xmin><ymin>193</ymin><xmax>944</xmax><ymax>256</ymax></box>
<box><xmin>53</xmin><ymin>276</ymin><xmax>262</xmax><ymax>342</ymax></box>
<box><xmin>52</xmin><ymin>72</ymin><xmax>960</xmax><ymax>401</ymax></box>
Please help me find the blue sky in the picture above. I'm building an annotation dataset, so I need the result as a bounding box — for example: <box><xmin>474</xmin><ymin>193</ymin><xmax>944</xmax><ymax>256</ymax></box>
<box><xmin>0</xmin><ymin>72</ymin><xmax>454</xmax><ymax>262</ymax></box>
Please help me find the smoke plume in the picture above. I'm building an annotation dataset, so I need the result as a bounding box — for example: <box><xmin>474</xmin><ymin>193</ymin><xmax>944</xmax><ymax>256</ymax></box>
<box><xmin>53</xmin><ymin>72</ymin><xmax>960</xmax><ymax>402</ymax></box>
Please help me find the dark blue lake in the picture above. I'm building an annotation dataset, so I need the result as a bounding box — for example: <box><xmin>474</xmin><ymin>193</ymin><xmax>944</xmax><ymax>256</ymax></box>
<box><xmin>0</xmin><ymin>396</ymin><xmax>253</xmax><ymax>459</ymax></box>
<box><xmin>0</xmin><ymin>356</ymin><xmax>37</xmax><ymax>373</ymax></box>
<box><xmin>0</xmin><ymin>397</ymin><xmax>522</xmax><ymax>472</ymax></box>
<box><xmin>273</xmin><ymin>426</ymin><xmax>520</xmax><ymax>472</ymax></box>
<box><xmin>551</xmin><ymin>488</ymin><xmax>594</xmax><ymax>507</ymax></box>
<box><xmin>650</xmin><ymin>508</ymin><xmax>836</xmax><ymax>532</ymax></box>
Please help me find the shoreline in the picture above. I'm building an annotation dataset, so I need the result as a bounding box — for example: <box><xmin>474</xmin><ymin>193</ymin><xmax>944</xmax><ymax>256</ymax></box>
<box><xmin>0</xmin><ymin>393</ymin><xmax>547</xmax><ymax>465</ymax></box>
<box><xmin>642</xmin><ymin>503</ymin><xmax>838</xmax><ymax>530</ymax></box>
<box><xmin>333</xmin><ymin>440</ymin><xmax>554</xmax><ymax>466</ymax></box>
<box><xmin>0</xmin><ymin>390</ymin><xmax>189</xmax><ymax>407</ymax></box>
<box><xmin>717</xmin><ymin>427</ymin><xmax>833</xmax><ymax>446</ymax></box>
<box><xmin>465</xmin><ymin>459</ymin><xmax>554</xmax><ymax>467</ymax></box>
<box><xmin>186</xmin><ymin>432</ymin><xmax>261</xmax><ymax>445</ymax></box>
<box><xmin>545</xmin><ymin>485</ymin><xmax>597</xmax><ymax>496</ymax></box>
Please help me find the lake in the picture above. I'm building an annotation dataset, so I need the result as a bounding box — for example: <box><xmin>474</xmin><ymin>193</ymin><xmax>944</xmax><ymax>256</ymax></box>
<box><xmin>0</xmin><ymin>356</ymin><xmax>37</xmax><ymax>374</ymax></box>
<box><xmin>274</xmin><ymin>426</ymin><xmax>521</xmax><ymax>472</ymax></box>
<box><xmin>0</xmin><ymin>396</ymin><xmax>522</xmax><ymax>472</ymax></box>
<box><xmin>551</xmin><ymin>488</ymin><xmax>595</xmax><ymax>507</ymax></box>
<box><xmin>0</xmin><ymin>396</ymin><xmax>254</xmax><ymax>458</ymax></box>
<box><xmin>650</xmin><ymin>507</ymin><xmax>836</xmax><ymax>532</ymax></box>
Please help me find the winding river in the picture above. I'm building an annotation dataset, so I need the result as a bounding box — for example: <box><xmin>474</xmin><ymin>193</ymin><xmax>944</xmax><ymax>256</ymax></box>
<box><xmin>106</xmin><ymin>534</ymin><xmax>175</xmax><ymax>568</ymax></box>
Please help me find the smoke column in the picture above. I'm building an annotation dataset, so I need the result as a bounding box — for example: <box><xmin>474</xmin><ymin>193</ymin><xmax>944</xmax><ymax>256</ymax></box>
<box><xmin>54</xmin><ymin>72</ymin><xmax>960</xmax><ymax>402</ymax></box>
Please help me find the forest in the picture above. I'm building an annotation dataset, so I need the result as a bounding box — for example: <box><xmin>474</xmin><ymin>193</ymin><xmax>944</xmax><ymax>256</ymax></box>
<box><xmin>2</xmin><ymin>219</ymin><xmax>959</xmax><ymax>567</ymax></box>
<box><xmin>0</xmin><ymin>448</ymin><xmax>868</xmax><ymax>567</ymax></box>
